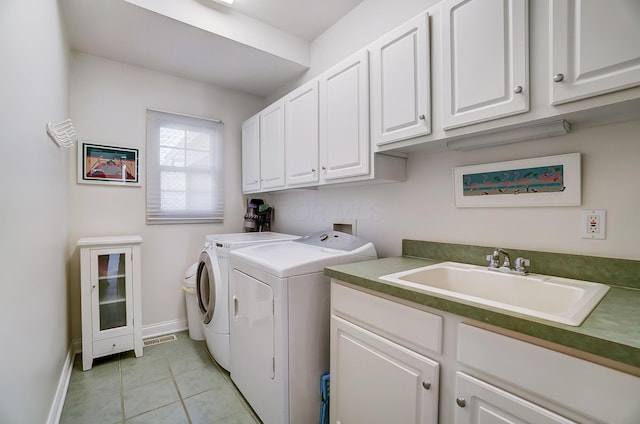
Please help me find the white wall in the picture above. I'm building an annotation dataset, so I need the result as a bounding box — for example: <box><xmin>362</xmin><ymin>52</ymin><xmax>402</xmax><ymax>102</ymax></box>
<box><xmin>266</xmin><ymin>0</ymin><xmax>640</xmax><ymax>262</ymax></box>
<box><xmin>268</xmin><ymin>0</ymin><xmax>439</xmax><ymax>103</ymax></box>
<box><xmin>68</xmin><ymin>53</ymin><xmax>263</xmax><ymax>341</ymax></box>
<box><xmin>270</xmin><ymin>119</ymin><xmax>640</xmax><ymax>260</ymax></box>
<box><xmin>0</xmin><ymin>1</ymin><xmax>70</xmax><ymax>423</ymax></box>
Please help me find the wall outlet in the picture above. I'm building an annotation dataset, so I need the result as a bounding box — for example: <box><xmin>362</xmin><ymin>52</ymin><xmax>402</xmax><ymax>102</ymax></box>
<box><xmin>581</xmin><ymin>210</ymin><xmax>606</xmax><ymax>239</ymax></box>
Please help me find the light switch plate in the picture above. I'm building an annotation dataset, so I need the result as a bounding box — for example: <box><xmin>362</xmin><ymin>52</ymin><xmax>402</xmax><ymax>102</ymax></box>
<box><xmin>581</xmin><ymin>210</ymin><xmax>606</xmax><ymax>239</ymax></box>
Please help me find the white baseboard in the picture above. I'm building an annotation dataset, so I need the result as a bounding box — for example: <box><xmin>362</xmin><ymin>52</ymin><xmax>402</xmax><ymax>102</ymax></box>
<box><xmin>46</xmin><ymin>345</ymin><xmax>75</xmax><ymax>424</ymax></box>
<box><xmin>142</xmin><ymin>319</ymin><xmax>188</xmax><ymax>339</ymax></box>
<box><xmin>73</xmin><ymin>319</ymin><xmax>190</xmax><ymax>354</ymax></box>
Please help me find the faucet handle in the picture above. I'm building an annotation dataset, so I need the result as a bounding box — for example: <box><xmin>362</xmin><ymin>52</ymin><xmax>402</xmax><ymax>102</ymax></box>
<box><xmin>514</xmin><ymin>257</ymin><xmax>531</xmax><ymax>273</ymax></box>
<box><xmin>502</xmin><ymin>253</ymin><xmax>512</xmax><ymax>269</ymax></box>
<box><xmin>486</xmin><ymin>254</ymin><xmax>499</xmax><ymax>268</ymax></box>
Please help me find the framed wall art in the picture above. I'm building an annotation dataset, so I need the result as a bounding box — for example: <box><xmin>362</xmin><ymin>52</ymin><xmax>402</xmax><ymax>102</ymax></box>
<box><xmin>453</xmin><ymin>153</ymin><xmax>581</xmax><ymax>207</ymax></box>
<box><xmin>78</xmin><ymin>142</ymin><xmax>140</xmax><ymax>186</ymax></box>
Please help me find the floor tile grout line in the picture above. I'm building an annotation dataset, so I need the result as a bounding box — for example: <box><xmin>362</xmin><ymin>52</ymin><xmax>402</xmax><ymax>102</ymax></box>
<box><xmin>118</xmin><ymin>353</ymin><xmax>125</xmax><ymax>424</ymax></box>
<box><xmin>199</xmin><ymin>340</ymin><xmax>262</xmax><ymax>423</ymax></box>
<box><xmin>167</xmin><ymin>352</ymin><xmax>193</xmax><ymax>424</ymax></box>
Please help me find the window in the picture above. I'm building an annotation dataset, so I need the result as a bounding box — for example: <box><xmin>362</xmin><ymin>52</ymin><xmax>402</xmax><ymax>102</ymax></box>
<box><xmin>146</xmin><ymin>110</ymin><xmax>224</xmax><ymax>224</ymax></box>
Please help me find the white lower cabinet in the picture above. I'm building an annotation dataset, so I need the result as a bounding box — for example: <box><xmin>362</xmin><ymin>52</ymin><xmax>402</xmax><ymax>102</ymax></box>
<box><xmin>330</xmin><ymin>282</ymin><xmax>441</xmax><ymax>424</ymax></box>
<box><xmin>457</xmin><ymin>323</ymin><xmax>640</xmax><ymax>424</ymax></box>
<box><xmin>331</xmin><ymin>316</ymin><xmax>439</xmax><ymax>424</ymax></box>
<box><xmin>331</xmin><ymin>280</ymin><xmax>640</xmax><ymax>424</ymax></box>
<box><xmin>454</xmin><ymin>372</ymin><xmax>576</xmax><ymax>424</ymax></box>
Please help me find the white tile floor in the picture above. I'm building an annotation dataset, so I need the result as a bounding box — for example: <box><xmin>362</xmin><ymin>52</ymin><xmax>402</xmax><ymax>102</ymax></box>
<box><xmin>60</xmin><ymin>332</ymin><xmax>261</xmax><ymax>424</ymax></box>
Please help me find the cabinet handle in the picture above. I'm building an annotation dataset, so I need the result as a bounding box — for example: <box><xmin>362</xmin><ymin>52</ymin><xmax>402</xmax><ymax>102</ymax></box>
<box><xmin>233</xmin><ymin>296</ymin><xmax>238</xmax><ymax>317</ymax></box>
<box><xmin>422</xmin><ymin>381</ymin><xmax>431</xmax><ymax>390</ymax></box>
<box><xmin>456</xmin><ymin>397</ymin><xmax>467</xmax><ymax>408</ymax></box>
<box><xmin>321</xmin><ymin>166</ymin><xmax>326</xmax><ymax>171</ymax></box>
<box><xmin>311</xmin><ymin>168</ymin><xmax>316</xmax><ymax>173</ymax></box>
<box><xmin>92</xmin><ymin>285</ymin><xmax>96</xmax><ymax>289</ymax></box>
<box><xmin>553</xmin><ymin>73</ymin><xmax>565</xmax><ymax>82</ymax></box>
<box><xmin>513</xmin><ymin>85</ymin><xmax>523</xmax><ymax>94</ymax></box>
<box><xmin>418</xmin><ymin>114</ymin><xmax>425</xmax><ymax>120</ymax></box>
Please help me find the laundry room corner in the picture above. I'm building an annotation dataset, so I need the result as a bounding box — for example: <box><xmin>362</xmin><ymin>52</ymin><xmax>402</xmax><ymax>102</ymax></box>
<box><xmin>65</xmin><ymin>53</ymin><xmax>265</xmax><ymax>345</ymax></box>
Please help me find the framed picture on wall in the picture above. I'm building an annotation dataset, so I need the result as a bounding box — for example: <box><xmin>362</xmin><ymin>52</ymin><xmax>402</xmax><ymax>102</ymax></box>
<box><xmin>78</xmin><ymin>142</ymin><xmax>141</xmax><ymax>186</ymax></box>
<box><xmin>453</xmin><ymin>153</ymin><xmax>581</xmax><ymax>207</ymax></box>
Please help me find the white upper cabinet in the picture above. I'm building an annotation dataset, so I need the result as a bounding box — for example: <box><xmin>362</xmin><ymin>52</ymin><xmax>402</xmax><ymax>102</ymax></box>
<box><xmin>259</xmin><ymin>100</ymin><xmax>286</xmax><ymax>190</ymax></box>
<box><xmin>241</xmin><ymin>114</ymin><xmax>261</xmax><ymax>193</ymax></box>
<box><xmin>319</xmin><ymin>50</ymin><xmax>370</xmax><ymax>182</ymax></box>
<box><xmin>550</xmin><ymin>0</ymin><xmax>640</xmax><ymax>105</ymax></box>
<box><xmin>370</xmin><ymin>12</ymin><xmax>431</xmax><ymax>146</ymax></box>
<box><xmin>441</xmin><ymin>0</ymin><xmax>529</xmax><ymax>129</ymax></box>
<box><xmin>284</xmin><ymin>80</ymin><xmax>319</xmax><ymax>187</ymax></box>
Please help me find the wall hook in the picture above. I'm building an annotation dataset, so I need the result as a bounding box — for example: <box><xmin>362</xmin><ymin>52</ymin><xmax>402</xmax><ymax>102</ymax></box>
<box><xmin>46</xmin><ymin>119</ymin><xmax>77</xmax><ymax>148</ymax></box>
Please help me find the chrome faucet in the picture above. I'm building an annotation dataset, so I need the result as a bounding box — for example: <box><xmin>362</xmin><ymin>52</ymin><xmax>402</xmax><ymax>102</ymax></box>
<box><xmin>486</xmin><ymin>248</ymin><xmax>530</xmax><ymax>275</ymax></box>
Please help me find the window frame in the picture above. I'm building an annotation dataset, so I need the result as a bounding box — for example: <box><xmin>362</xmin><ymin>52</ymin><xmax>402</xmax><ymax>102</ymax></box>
<box><xmin>146</xmin><ymin>109</ymin><xmax>224</xmax><ymax>224</ymax></box>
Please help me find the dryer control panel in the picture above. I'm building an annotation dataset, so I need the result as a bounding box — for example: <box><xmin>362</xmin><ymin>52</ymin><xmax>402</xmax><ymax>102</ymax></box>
<box><xmin>295</xmin><ymin>230</ymin><xmax>371</xmax><ymax>252</ymax></box>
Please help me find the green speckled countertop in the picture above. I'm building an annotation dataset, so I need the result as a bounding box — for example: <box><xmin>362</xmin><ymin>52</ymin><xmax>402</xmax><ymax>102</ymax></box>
<box><xmin>325</xmin><ymin>242</ymin><xmax>640</xmax><ymax>370</ymax></box>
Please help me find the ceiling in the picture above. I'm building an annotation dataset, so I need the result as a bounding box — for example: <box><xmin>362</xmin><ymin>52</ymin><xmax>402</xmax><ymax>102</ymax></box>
<box><xmin>60</xmin><ymin>0</ymin><xmax>364</xmax><ymax>97</ymax></box>
<box><xmin>224</xmin><ymin>0</ymin><xmax>364</xmax><ymax>41</ymax></box>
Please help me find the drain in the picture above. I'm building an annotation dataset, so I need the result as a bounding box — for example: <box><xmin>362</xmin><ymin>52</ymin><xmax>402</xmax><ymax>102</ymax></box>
<box><xmin>143</xmin><ymin>334</ymin><xmax>177</xmax><ymax>347</ymax></box>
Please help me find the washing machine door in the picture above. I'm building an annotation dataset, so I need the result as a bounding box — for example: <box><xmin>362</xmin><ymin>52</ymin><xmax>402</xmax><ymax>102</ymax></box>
<box><xmin>196</xmin><ymin>250</ymin><xmax>221</xmax><ymax>324</ymax></box>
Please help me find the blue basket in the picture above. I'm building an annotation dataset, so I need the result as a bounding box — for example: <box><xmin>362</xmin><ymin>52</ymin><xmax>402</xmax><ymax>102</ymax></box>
<box><xmin>320</xmin><ymin>373</ymin><xmax>330</xmax><ymax>424</ymax></box>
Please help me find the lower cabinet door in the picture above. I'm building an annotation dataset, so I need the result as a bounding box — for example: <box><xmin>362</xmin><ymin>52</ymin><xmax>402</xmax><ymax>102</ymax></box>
<box><xmin>330</xmin><ymin>316</ymin><xmax>439</xmax><ymax>424</ymax></box>
<box><xmin>454</xmin><ymin>372</ymin><xmax>576</xmax><ymax>424</ymax></box>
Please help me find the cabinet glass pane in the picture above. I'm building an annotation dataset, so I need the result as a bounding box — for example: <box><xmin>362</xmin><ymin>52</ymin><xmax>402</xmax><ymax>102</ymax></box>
<box><xmin>97</xmin><ymin>253</ymin><xmax>127</xmax><ymax>331</ymax></box>
<box><xmin>98</xmin><ymin>253</ymin><xmax>125</xmax><ymax>277</ymax></box>
<box><xmin>99</xmin><ymin>302</ymin><xmax>127</xmax><ymax>331</ymax></box>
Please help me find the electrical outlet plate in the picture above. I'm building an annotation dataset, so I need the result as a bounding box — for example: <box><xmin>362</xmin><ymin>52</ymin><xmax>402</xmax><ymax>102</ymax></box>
<box><xmin>581</xmin><ymin>210</ymin><xmax>606</xmax><ymax>239</ymax></box>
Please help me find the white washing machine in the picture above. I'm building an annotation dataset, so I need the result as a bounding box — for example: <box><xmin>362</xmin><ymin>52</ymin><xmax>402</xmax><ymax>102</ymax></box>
<box><xmin>229</xmin><ymin>231</ymin><xmax>377</xmax><ymax>424</ymax></box>
<box><xmin>196</xmin><ymin>232</ymin><xmax>299</xmax><ymax>371</ymax></box>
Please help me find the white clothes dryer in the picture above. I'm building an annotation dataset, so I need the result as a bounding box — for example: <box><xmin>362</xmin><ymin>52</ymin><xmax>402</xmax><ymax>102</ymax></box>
<box><xmin>228</xmin><ymin>231</ymin><xmax>377</xmax><ymax>424</ymax></box>
<box><xmin>196</xmin><ymin>232</ymin><xmax>299</xmax><ymax>371</ymax></box>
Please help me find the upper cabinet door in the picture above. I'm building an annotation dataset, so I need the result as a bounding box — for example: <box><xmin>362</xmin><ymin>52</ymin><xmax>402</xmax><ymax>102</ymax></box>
<box><xmin>241</xmin><ymin>114</ymin><xmax>261</xmax><ymax>193</ymax></box>
<box><xmin>259</xmin><ymin>100</ymin><xmax>286</xmax><ymax>190</ymax></box>
<box><xmin>285</xmin><ymin>80</ymin><xmax>319</xmax><ymax>187</ymax></box>
<box><xmin>441</xmin><ymin>0</ymin><xmax>529</xmax><ymax>129</ymax></box>
<box><xmin>319</xmin><ymin>50</ymin><xmax>370</xmax><ymax>181</ymax></box>
<box><xmin>370</xmin><ymin>12</ymin><xmax>431</xmax><ymax>146</ymax></box>
<box><xmin>550</xmin><ymin>0</ymin><xmax>640</xmax><ymax>105</ymax></box>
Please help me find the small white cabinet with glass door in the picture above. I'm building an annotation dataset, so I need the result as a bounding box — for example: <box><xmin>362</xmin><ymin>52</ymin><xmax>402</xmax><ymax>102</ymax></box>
<box><xmin>78</xmin><ymin>236</ymin><xmax>143</xmax><ymax>371</ymax></box>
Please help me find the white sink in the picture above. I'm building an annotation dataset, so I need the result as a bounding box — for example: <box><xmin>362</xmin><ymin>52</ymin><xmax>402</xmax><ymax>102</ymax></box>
<box><xmin>379</xmin><ymin>262</ymin><xmax>609</xmax><ymax>326</ymax></box>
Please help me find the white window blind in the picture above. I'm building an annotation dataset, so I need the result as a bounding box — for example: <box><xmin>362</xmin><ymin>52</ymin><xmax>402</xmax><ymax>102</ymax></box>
<box><xmin>146</xmin><ymin>110</ymin><xmax>224</xmax><ymax>224</ymax></box>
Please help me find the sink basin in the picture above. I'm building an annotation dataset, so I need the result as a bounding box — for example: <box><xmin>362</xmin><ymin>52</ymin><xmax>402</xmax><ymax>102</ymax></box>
<box><xmin>379</xmin><ymin>262</ymin><xmax>610</xmax><ymax>326</ymax></box>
